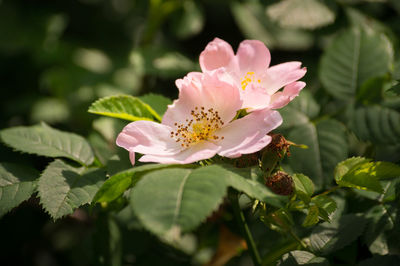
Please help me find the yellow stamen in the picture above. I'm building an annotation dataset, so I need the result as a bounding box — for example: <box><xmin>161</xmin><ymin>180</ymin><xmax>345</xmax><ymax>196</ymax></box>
<box><xmin>170</xmin><ymin>107</ymin><xmax>224</xmax><ymax>148</ymax></box>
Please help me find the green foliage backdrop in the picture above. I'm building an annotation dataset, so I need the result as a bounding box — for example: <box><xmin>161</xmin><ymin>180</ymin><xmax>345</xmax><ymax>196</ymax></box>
<box><xmin>1</xmin><ymin>0</ymin><xmax>400</xmax><ymax>265</ymax></box>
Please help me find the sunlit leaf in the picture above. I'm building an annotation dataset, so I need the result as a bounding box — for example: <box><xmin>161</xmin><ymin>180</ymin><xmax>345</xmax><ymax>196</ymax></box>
<box><xmin>131</xmin><ymin>166</ymin><xmax>227</xmax><ymax>236</ymax></box>
<box><xmin>38</xmin><ymin>159</ymin><xmax>106</xmax><ymax>219</ymax></box>
<box><xmin>93</xmin><ymin>164</ymin><xmax>179</xmax><ymax>204</ymax></box>
<box><xmin>88</xmin><ymin>94</ymin><xmax>161</xmax><ymax>122</ymax></box>
<box><xmin>0</xmin><ymin>162</ymin><xmax>39</xmax><ymax>217</ymax></box>
<box><xmin>302</xmin><ymin>205</ymin><xmax>320</xmax><ymax>227</ymax></box>
<box><xmin>293</xmin><ymin>173</ymin><xmax>314</xmax><ymax>203</ymax></box>
<box><xmin>0</xmin><ymin>123</ymin><xmax>94</xmax><ymax>166</ymax></box>
<box><xmin>312</xmin><ymin>195</ymin><xmax>337</xmax><ymax>222</ymax></box>
<box><xmin>279</xmin><ymin>250</ymin><xmax>329</xmax><ymax>265</ymax></box>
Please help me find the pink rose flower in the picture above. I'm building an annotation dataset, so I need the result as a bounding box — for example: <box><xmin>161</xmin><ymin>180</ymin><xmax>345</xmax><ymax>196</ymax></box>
<box><xmin>116</xmin><ymin>71</ymin><xmax>282</xmax><ymax>165</ymax></box>
<box><xmin>199</xmin><ymin>38</ymin><xmax>307</xmax><ymax>110</ymax></box>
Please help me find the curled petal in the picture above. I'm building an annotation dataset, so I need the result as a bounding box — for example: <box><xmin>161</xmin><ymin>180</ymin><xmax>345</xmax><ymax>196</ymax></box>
<box><xmin>269</xmin><ymin>81</ymin><xmax>306</xmax><ymax>109</ymax></box>
<box><xmin>216</xmin><ymin>109</ymin><xmax>282</xmax><ymax>158</ymax></box>
<box><xmin>139</xmin><ymin>141</ymin><xmax>220</xmax><ymax>164</ymax></box>
<box><xmin>200</xmin><ymin>38</ymin><xmax>236</xmax><ymax>72</ymax></box>
<box><xmin>237</xmin><ymin>40</ymin><xmax>271</xmax><ymax>74</ymax></box>
<box><xmin>263</xmin><ymin>62</ymin><xmax>307</xmax><ymax>94</ymax></box>
<box><xmin>175</xmin><ymin>72</ymin><xmax>203</xmax><ymax>91</ymax></box>
<box><xmin>116</xmin><ymin>121</ymin><xmax>180</xmax><ymax>156</ymax></box>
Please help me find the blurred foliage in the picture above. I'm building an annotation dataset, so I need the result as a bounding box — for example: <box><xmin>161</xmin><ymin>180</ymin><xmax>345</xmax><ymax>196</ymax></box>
<box><xmin>1</xmin><ymin>0</ymin><xmax>400</xmax><ymax>265</ymax></box>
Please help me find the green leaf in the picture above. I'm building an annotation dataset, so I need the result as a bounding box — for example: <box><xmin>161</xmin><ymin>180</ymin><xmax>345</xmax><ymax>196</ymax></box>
<box><xmin>302</xmin><ymin>205</ymin><xmax>320</xmax><ymax>227</ymax></box>
<box><xmin>230</xmin><ymin>1</ymin><xmax>313</xmax><ymax>50</ymax></box>
<box><xmin>335</xmin><ymin>157</ymin><xmax>400</xmax><ymax>193</ymax></box>
<box><xmin>88</xmin><ymin>95</ymin><xmax>161</xmax><ymax>122</ymax></box>
<box><xmin>170</xmin><ymin>0</ymin><xmax>204</xmax><ymax>39</ymax></box>
<box><xmin>320</xmin><ymin>27</ymin><xmax>393</xmax><ymax>100</ymax></box>
<box><xmin>38</xmin><ymin>159</ymin><xmax>106</xmax><ymax>219</ymax></box>
<box><xmin>293</xmin><ymin>173</ymin><xmax>315</xmax><ymax>203</ymax></box>
<box><xmin>312</xmin><ymin>195</ymin><xmax>337</xmax><ymax>222</ymax></box>
<box><xmin>334</xmin><ymin>157</ymin><xmax>371</xmax><ymax>182</ymax></box>
<box><xmin>350</xmin><ymin>106</ymin><xmax>400</xmax><ymax>144</ymax></box>
<box><xmin>131</xmin><ymin>166</ymin><xmax>227</xmax><ymax>236</ymax></box>
<box><xmin>288</xmin><ymin>119</ymin><xmax>348</xmax><ymax>189</ymax></box>
<box><xmin>310</xmin><ymin>214</ymin><xmax>367</xmax><ymax>254</ymax></box>
<box><xmin>0</xmin><ymin>162</ymin><xmax>39</xmax><ymax>217</ymax></box>
<box><xmin>356</xmin><ymin>76</ymin><xmax>388</xmax><ymax>104</ymax></box>
<box><xmin>0</xmin><ymin>123</ymin><xmax>94</xmax><ymax>166</ymax></box>
<box><xmin>138</xmin><ymin>93</ymin><xmax>172</xmax><ymax>118</ymax></box>
<box><xmin>218</xmin><ymin>165</ymin><xmax>287</xmax><ymax>207</ymax></box>
<box><xmin>364</xmin><ymin>205</ymin><xmax>394</xmax><ymax>255</ymax></box>
<box><xmin>93</xmin><ymin>164</ymin><xmax>181</xmax><ymax>204</ymax></box>
<box><xmin>279</xmin><ymin>250</ymin><xmax>329</xmax><ymax>265</ymax></box>
<box><xmin>279</xmin><ymin>90</ymin><xmax>320</xmax><ymax>130</ymax></box>
<box><xmin>266</xmin><ymin>0</ymin><xmax>335</xmax><ymax>30</ymax></box>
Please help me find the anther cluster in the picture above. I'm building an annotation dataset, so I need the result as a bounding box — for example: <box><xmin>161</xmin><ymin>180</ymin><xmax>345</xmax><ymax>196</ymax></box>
<box><xmin>170</xmin><ymin>106</ymin><xmax>225</xmax><ymax>148</ymax></box>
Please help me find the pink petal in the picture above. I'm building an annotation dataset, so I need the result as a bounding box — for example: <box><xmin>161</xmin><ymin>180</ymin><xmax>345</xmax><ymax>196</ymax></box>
<box><xmin>175</xmin><ymin>72</ymin><xmax>203</xmax><ymax>91</ymax></box>
<box><xmin>199</xmin><ymin>38</ymin><xmax>236</xmax><ymax>72</ymax></box>
<box><xmin>163</xmin><ymin>70</ymin><xmax>242</xmax><ymax>127</ymax></box>
<box><xmin>215</xmin><ymin>109</ymin><xmax>282</xmax><ymax>158</ymax></box>
<box><xmin>269</xmin><ymin>81</ymin><xmax>306</xmax><ymax>109</ymax></box>
<box><xmin>262</xmin><ymin>62</ymin><xmax>306</xmax><ymax>94</ymax></box>
<box><xmin>116</xmin><ymin>121</ymin><xmax>180</xmax><ymax>156</ymax></box>
<box><xmin>237</xmin><ymin>40</ymin><xmax>271</xmax><ymax>75</ymax></box>
<box><xmin>139</xmin><ymin>141</ymin><xmax>220</xmax><ymax>164</ymax></box>
<box><xmin>241</xmin><ymin>84</ymin><xmax>271</xmax><ymax>110</ymax></box>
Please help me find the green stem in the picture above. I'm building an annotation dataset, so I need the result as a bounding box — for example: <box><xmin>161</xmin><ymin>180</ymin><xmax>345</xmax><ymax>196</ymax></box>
<box><xmin>229</xmin><ymin>189</ymin><xmax>262</xmax><ymax>266</ymax></box>
<box><xmin>315</xmin><ymin>185</ymin><xmax>340</xmax><ymax>197</ymax></box>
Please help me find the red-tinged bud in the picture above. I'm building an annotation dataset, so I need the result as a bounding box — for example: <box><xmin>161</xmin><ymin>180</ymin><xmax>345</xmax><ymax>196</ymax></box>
<box><xmin>266</xmin><ymin>171</ymin><xmax>294</xmax><ymax>196</ymax></box>
<box><xmin>233</xmin><ymin>152</ymin><xmax>260</xmax><ymax>168</ymax></box>
<box><xmin>261</xmin><ymin>134</ymin><xmax>291</xmax><ymax>176</ymax></box>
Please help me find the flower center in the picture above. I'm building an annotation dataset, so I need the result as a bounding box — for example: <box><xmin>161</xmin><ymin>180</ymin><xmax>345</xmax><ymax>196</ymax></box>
<box><xmin>241</xmin><ymin>71</ymin><xmax>261</xmax><ymax>90</ymax></box>
<box><xmin>170</xmin><ymin>106</ymin><xmax>225</xmax><ymax>148</ymax></box>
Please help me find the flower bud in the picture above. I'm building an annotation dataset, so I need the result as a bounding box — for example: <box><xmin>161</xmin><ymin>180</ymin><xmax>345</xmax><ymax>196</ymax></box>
<box><xmin>266</xmin><ymin>171</ymin><xmax>294</xmax><ymax>196</ymax></box>
<box><xmin>261</xmin><ymin>134</ymin><xmax>290</xmax><ymax>175</ymax></box>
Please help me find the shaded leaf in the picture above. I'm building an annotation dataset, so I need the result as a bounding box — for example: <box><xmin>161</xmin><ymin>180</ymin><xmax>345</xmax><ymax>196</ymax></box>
<box><xmin>0</xmin><ymin>123</ymin><xmax>94</xmax><ymax>166</ymax></box>
<box><xmin>38</xmin><ymin>159</ymin><xmax>106</xmax><ymax>219</ymax></box>
<box><xmin>138</xmin><ymin>93</ymin><xmax>172</xmax><ymax>118</ymax></box>
<box><xmin>0</xmin><ymin>162</ymin><xmax>39</xmax><ymax>217</ymax></box>
<box><xmin>231</xmin><ymin>1</ymin><xmax>314</xmax><ymax>50</ymax></box>
<box><xmin>288</xmin><ymin>119</ymin><xmax>348</xmax><ymax>189</ymax></box>
<box><xmin>359</xmin><ymin>255</ymin><xmax>400</xmax><ymax>266</ymax></box>
<box><xmin>88</xmin><ymin>95</ymin><xmax>160</xmax><ymax>122</ymax></box>
<box><xmin>310</xmin><ymin>214</ymin><xmax>367</xmax><ymax>254</ymax></box>
<box><xmin>320</xmin><ymin>27</ymin><xmax>393</xmax><ymax>100</ymax></box>
<box><xmin>267</xmin><ymin>0</ymin><xmax>335</xmax><ymax>30</ymax></box>
<box><xmin>350</xmin><ymin>106</ymin><xmax>400</xmax><ymax>144</ymax></box>
<box><xmin>170</xmin><ymin>0</ymin><xmax>204</xmax><ymax>39</ymax></box>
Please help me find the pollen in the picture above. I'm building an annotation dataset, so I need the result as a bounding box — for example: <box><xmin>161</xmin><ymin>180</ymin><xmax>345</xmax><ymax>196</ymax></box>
<box><xmin>170</xmin><ymin>106</ymin><xmax>224</xmax><ymax>148</ymax></box>
<box><xmin>241</xmin><ymin>71</ymin><xmax>260</xmax><ymax>90</ymax></box>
